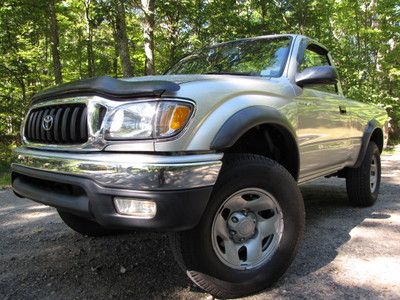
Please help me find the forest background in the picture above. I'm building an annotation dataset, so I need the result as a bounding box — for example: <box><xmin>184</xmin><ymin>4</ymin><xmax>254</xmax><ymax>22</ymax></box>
<box><xmin>0</xmin><ymin>0</ymin><xmax>399</xmax><ymax>185</ymax></box>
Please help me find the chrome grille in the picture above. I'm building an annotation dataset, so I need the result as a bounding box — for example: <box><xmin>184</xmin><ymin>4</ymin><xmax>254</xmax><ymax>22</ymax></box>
<box><xmin>24</xmin><ymin>104</ymin><xmax>88</xmax><ymax>144</ymax></box>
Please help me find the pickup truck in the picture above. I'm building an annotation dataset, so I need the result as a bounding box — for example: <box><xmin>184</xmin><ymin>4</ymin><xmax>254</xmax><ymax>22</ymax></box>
<box><xmin>12</xmin><ymin>34</ymin><xmax>389</xmax><ymax>298</ymax></box>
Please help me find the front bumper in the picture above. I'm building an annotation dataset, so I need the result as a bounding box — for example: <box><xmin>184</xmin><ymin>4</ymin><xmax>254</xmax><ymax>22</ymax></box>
<box><xmin>13</xmin><ymin>147</ymin><xmax>222</xmax><ymax>190</ymax></box>
<box><xmin>11</xmin><ymin>147</ymin><xmax>223</xmax><ymax>231</ymax></box>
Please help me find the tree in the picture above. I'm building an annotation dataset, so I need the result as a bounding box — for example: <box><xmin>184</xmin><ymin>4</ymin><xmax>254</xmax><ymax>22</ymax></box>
<box><xmin>141</xmin><ymin>0</ymin><xmax>155</xmax><ymax>75</ymax></box>
<box><xmin>0</xmin><ymin>0</ymin><xmax>399</xmax><ymax>141</ymax></box>
<box><xmin>84</xmin><ymin>0</ymin><xmax>95</xmax><ymax>77</ymax></box>
<box><xmin>47</xmin><ymin>0</ymin><xmax>63</xmax><ymax>84</ymax></box>
<box><xmin>113</xmin><ymin>0</ymin><xmax>134</xmax><ymax>76</ymax></box>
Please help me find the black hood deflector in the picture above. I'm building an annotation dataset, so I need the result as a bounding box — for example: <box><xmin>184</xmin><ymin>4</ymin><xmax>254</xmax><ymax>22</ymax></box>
<box><xmin>31</xmin><ymin>76</ymin><xmax>180</xmax><ymax>104</ymax></box>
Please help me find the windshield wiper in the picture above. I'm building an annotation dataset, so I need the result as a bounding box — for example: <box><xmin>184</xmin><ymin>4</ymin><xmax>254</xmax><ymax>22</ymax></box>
<box><xmin>204</xmin><ymin>71</ymin><xmax>256</xmax><ymax>76</ymax></box>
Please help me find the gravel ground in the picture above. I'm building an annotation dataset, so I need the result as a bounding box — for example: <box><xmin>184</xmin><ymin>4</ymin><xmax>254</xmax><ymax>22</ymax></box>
<box><xmin>1</xmin><ymin>153</ymin><xmax>399</xmax><ymax>299</ymax></box>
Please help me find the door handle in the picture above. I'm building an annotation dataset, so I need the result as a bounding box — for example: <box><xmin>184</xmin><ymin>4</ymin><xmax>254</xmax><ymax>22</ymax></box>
<box><xmin>339</xmin><ymin>105</ymin><xmax>347</xmax><ymax>114</ymax></box>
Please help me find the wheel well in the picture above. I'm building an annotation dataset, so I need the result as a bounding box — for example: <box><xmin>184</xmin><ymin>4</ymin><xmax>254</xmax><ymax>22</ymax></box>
<box><xmin>224</xmin><ymin>124</ymin><xmax>299</xmax><ymax>180</ymax></box>
<box><xmin>370</xmin><ymin>128</ymin><xmax>384</xmax><ymax>153</ymax></box>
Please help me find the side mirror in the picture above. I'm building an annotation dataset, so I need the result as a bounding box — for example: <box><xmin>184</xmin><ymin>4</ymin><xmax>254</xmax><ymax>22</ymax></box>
<box><xmin>295</xmin><ymin>65</ymin><xmax>338</xmax><ymax>87</ymax></box>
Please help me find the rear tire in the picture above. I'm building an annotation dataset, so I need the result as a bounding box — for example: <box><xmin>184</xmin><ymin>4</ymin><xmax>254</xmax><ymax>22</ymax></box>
<box><xmin>346</xmin><ymin>141</ymin><xmax>381</xmax><ymax>207</ymax></box>
<box><xmin>169</xmin><ymin>154</ymin><xmax>305</xmax><ymax>298</ymax></box>
<box><xmin>58</xmin><ymin>210</ymin><xmax>116</xmax><ymax>237</ymax></box>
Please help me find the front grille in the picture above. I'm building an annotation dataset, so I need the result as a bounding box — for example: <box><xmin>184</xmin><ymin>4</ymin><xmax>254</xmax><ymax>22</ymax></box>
<box><xmin>24</xmin><ymin>104</ymin><xmax>88</xmax><ymax>144</ymax></box>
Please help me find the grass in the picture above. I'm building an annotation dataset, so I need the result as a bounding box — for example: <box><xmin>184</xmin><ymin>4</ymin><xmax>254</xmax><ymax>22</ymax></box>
<box><xmin>383</xmin><ymin>145</ymin><xmax>400</xmax><ymax>156</ymax></box>
<box><xmin>0</xmin><ymin>172</ymin><xmax>11</xmax><ymax>187</ymax></box>
<box><xmin>383</xmin><ymin>138</ymin><xmax>400</xmax><ymax>155</ymax></box>
<box><xmin>0</xmin><ymin>142</ymin><xmax>16</xmax><ymax>188</ymax></box>
<box><xmin>383</xmin><ymin>147</ymin><xmax>397</xmax><ymax>155</ymax></box>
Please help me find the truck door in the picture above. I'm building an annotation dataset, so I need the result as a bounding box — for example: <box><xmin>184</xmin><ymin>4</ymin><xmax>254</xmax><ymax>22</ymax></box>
<box><xmin>295</xmin><ymin>43</ymin><xmax>352</xmax><ymax>177</ymax></box>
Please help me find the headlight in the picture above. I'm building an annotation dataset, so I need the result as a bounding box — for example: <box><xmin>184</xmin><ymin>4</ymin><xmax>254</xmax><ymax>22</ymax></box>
<box><xmin>104</xmin><ymin>100</ymin><xmax>194</xmax><ymax>140</ymax></box>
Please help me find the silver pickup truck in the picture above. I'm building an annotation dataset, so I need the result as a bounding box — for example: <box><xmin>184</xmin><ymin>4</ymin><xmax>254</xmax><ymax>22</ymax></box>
<box><xmin>12</xmin><ymin>34</ymin><xmax>389</xmax><ymax>298</ymax></box>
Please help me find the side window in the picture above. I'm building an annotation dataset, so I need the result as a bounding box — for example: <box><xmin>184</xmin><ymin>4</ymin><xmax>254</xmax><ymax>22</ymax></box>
<box><xmin>299</xmin><ymin>44</ymin><xmax>337</xmax><ymax>94</ymax></box>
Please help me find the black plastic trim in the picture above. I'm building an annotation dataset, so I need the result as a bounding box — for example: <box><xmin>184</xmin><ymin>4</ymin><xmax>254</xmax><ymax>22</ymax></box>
<box><xmin>210</xmin><ymin>106</ymin><xmax>297</xmax><ymax>150</ymax></box>
<box><xmin>210</xmin><ymin>106</ymin><xmax>300</xmax><ymax>180</ymax></box>
<box><xmin>295</xmin><ymin>65</ymin><xmax>338</xmax><ymax>87</ymax></box>
<box><xmin>11</xmin><ymin>165</ymin><xmax>212</xmax><ymax>231</ymax></box>
<box><xmin>296</xmin><ymin>38</ymin><xmax>330</xmax><ymax>66</ymax></box>
<box><xmin>31</xmin><ymin>76</ymin><xmax>181</xmax><ymax>104</ymax></box>
<box><xmin>353</xmin><ymin>120</ymin><xmax>380</xmax><ymax>168</ymax></box>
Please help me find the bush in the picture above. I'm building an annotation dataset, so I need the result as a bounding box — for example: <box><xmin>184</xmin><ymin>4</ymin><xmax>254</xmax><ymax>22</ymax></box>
<box><xmin>0</xmin><ymin>136</ymin><xmax>18</xmax><ymax>187</ymax></box>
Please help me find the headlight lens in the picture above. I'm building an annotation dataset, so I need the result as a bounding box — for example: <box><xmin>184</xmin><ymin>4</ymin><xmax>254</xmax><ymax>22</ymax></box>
<box><xmin>104</xmin><ymin>101</ymin><xmax>193</xmax><ymax>140</ymax></box>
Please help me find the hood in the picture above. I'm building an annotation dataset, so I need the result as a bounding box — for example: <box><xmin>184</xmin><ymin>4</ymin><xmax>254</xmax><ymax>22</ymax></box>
<box><xmin>31</xmin><ymin>74</ymin><xmax>292</xmax><ymax>104</ymax></box>
<box><xmin>124</xmin><ymin>74</ymin><xmax>294</xmax><ymax>100</ymax></box>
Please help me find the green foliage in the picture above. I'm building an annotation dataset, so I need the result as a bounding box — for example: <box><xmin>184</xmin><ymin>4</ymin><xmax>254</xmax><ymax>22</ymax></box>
<box><xmin>0</xmin><ymin>173</ymin><xmax>11</xmax><ymax>188</ymax></box>
<box><xmin>0</xmin><ymin>0</ymin><xmax>399</xmax><ymax>144</ymax></box>
<box><xmin>0</xmin><ymin>140</ymin><xmax>16</xmax><ymax>187</ymax></box>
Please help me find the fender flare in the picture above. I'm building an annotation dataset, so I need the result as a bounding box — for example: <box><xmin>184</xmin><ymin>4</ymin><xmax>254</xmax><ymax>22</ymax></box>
<box><xmin>353</xmin><ymin>120</ymin><xmax>382</xmax><ymax>168</ymax></box>
<box><xmin>210</xmin><ymin>106</ymin><xmax>297</xmax><ymax>149</ymax></box>
<box><xmin>210</xmin><ymin>106</ymin><xmax>300</xmax><ymax>179</ymax></box>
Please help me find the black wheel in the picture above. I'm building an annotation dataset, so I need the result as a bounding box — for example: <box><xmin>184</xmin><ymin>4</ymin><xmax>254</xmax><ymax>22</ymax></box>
<box><xmin>57</xmin><ymin>210</ymin><xmax>116</xmax><ymax>237</ymax></box>
<box><xmin>170</xmin><ymin>154</ymin><xmax>305</xmax><ymax>298</ymax></box>
<box><xmin>346</xmin><ymin>141</ymin><xmax>381</xmax><ymax>206</ymax></box>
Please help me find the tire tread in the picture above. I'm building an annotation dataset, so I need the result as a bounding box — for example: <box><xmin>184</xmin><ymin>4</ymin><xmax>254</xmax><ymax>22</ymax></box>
<box><xmin>170</xmin><ymin>153</ymin><xmax>304</xmax><ymax>298</ymax></box>
<box><xmin>346</xmin><ymin>142</ymin><xmax>381</xmax><ymax>207</ymax></box>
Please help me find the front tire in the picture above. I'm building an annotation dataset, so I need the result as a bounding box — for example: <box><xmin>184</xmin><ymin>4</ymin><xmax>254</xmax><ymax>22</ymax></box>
<box><xmin>170</xmin><ymin>154</ymin><xmax>305</xmax><ymax>298</ymax></box>
<box><xmin>346</xmin><ymin>141</ymin><xmax>381</xmax><ymax>207</ymax></box>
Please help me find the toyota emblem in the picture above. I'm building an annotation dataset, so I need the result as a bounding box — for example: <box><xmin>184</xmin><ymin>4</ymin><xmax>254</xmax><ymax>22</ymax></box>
<box><xmin>42</xmin><ymin>115</ymin><xmax>54</xmax><ymax>131</ymax></box>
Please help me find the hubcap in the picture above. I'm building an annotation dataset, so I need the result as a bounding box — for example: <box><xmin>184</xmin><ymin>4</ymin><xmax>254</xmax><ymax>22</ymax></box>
<box><xmin>211</xmin><ymin>188</ymin><xmax>284</xmax><ymax>270</ymax></box>
<box><xmin>370</xmin><ymin>155</ymin><xmax>378</xmax><ymax>193</ymax></box>
<box><xmin>227</xmin><ymin>210</ymin><xmax>257</xmax><ymax>243</ymax></box>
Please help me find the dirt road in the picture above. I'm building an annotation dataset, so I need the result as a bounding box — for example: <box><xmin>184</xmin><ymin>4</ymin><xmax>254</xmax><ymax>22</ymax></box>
<box><xmin>1</xmin><ymin>153</ymin><xmax>399</xmax><ymax>299</ymax></box>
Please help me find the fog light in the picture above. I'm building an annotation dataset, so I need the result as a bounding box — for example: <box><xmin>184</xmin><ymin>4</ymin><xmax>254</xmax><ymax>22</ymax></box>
<box><xmin>114</xmin><ymin>197</ymin><xmax>156</xmax><ymax>218</ymax></box>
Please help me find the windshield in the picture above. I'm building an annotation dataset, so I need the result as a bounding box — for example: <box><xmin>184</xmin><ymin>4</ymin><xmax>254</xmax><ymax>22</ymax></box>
<box><xmin>167</xmin><ymin>37</ymin><xmax>292</xmax><ymax>77</ymax></box>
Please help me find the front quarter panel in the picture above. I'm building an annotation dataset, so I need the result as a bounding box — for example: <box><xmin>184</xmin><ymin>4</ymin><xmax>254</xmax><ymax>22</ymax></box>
<box><xmin>154</xmin><ymin>76</ymin><xmax>297</xmax><ymax>152</ymax></box>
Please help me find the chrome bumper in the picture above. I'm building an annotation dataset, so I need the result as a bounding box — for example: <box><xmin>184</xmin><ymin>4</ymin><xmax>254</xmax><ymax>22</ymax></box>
<box><xmin>12</xmin><ymin>147</ymin><xmax>223</xmax><ymax>190</ymax></box>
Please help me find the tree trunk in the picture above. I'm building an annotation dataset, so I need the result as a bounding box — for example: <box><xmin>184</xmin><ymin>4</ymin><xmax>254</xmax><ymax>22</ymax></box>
<box><xmin>113</xmin><ymin>42</ymin><xmax>119</xmax><ymax>77</ymax></box>
<box><xmin>85</xmin><ymin>0</ymin><xmax>95</xmax><ymax>77</ymax></box>
<box><xmin>77</xmin><ymin>30</ymin><xmax>84</xmax><ymax>79</ymax></box>
<box><xmin>47</xmin><ymin>0</ymin><xmax>63</xmax><ymax>84</ymax></box>
<box><xmin>141</xmin><ymin>0</ymin><xmax>155</xmax><ymax>75</ymax></box>
<box><xmin>114</xmin><ymin>0</ymin><xmax>134</xmax><ymax>77</ymax></box>
<box><xmin>294</xmin><ymin>0</ymin><xmax>306</xmax><ymax>34</ymax></box>
<box><xmin>369</xmin><ymin>0</ymin><xmax>381</xmax><ymax>73</ymax></box>
<box><xmin>169</xmin><ymin>33</ymin><xmax>178</xmax><ymax>68</ymax></box>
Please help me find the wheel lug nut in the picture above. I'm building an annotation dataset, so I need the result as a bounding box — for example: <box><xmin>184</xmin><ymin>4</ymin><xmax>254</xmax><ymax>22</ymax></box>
<box><xmin>231</xmin><ymin>216</ymin><xmax>239</xmax><ymax>223</ymax></box>
<box><xmin>230</xmin><ymin>230</ymin><xmax>236</xmax><ymax>235</ymax></box>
